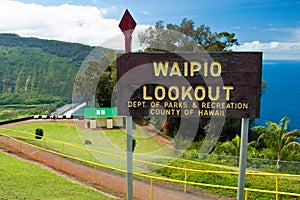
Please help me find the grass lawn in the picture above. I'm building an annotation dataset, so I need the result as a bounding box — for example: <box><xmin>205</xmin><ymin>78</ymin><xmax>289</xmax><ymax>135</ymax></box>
<box><xmin>3</xmin><ymin>121</ymin><xmax>299</xmax><ymax>199</ymax></box>
<box><xmin>0</xmin><ymin>104</ymin><xmax>54</xmax><ymax>122</ymax></box>
<box><xmin>152</xmin><ymin>158</ymin><xmax>300</xmax><ymax>199</ymax></box>
<box><xmin>4</xmin><ymin>121</ymin><xmax>167</xmax><ymax>153</ymax></box>
<box><xmin>3</xmin><ymin>121</ymin><xmax>173</xmax><ymax>172</ymax></box>
<box><xmin>6</xmin><ymin>121</ymin><xmax>83</xmax><ymax>145</ymax></box>
<box><xmin>0</xmin><ymin>151</ymin><xmax>114</xmax><ymax>200</ymax></box>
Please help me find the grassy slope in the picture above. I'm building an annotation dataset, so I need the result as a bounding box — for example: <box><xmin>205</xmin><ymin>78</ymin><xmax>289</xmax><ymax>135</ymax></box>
<box><xmin>153</xmin><ymin>159</ymin><xmax>300</xmax><ymax>199</ymax></box>
<box><xmin>6</xmin><ymin>121</ymin><xmax>170</xmax><ymax>154</ymax></box>
<box><xmin>4</xmin><ymin>121</ymin><xmax>173</xmax><ymax>172</ymax></box>
<box><xmin>4</xmin><ymin>122</ymin><xmax>299</xmax><ymax>199</ymax></box>
<box><xmin>0</xmin><ymin>151</ymin><xmax>114</xmax><ymax>200</ymax></box>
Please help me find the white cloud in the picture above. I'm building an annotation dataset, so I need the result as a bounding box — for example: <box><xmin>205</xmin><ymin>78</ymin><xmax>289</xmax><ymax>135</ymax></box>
<box><xmin>230</xmin><ymin>41</ymin><xmax>280</xmax><ymax>51</ymax></box>
<box><xmin>230</xmin><ymin>25</ymin><xmax>240</xmax><ymax>30</ymax></box>
<box><xmin>141</xmin><ymin>11</ymin><xmax>150</xmax><ymax>15</ymax></box>
<box><xmin>0</xmin><ymin>0</ymin><xmax>133</xmax><ymax>46</ymax></box>
<box><xmin>100</xmin><ymin>25</ymin><xmax>150</xmax><ymax>51</ymax></box>
<box><xmin>230</xmin><ymin>40</ymin><xmax>300</xmax><ymax>60</ymax></box>
<box><xmin>289</xmin><ymin>27</ymin><xmax>300</xmax><ymax>41</ymax></box>
<box><xmin>1</xmin><ymin>1</ymin><xmax>299</xmax><ymax>59</ymax></box>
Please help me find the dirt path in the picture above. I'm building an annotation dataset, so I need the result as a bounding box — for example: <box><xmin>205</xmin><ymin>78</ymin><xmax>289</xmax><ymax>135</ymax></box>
<box><xmin>0</xmin><ymin>120</ymin><xmax>224</xmax><ymax>200</ymax></box>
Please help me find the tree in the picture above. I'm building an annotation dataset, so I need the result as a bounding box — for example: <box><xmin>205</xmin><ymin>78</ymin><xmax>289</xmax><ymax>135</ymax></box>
<box><xmin>261</xmin><ymin>80</ymin><xmax>269</xmax><ymax>95</ymax></box>
<box><xmin>35</xmin><ymin>128</ymin><xmax>44</xmax><ymax>139</ymax></box>
<box><xmin>252</xmin><ymin>116</ymin><xmax>300</xmax><ymax>168</ymax></box>
<box><xmin>74</xmin><ymin>50</ymin><xmax>116</xmax><ymax>106</ymax></box>
<box><xmin>138</xmin><ymin>18</ymin><xmax>240</xmax><ymax>144</ymax></box>
<box><xmin>214</xmin><ymin>135</ymin><xmax>240</xmax><ymax>166</ymax></box>
<box><xmin>138</xmin><ymin>18</ymin><xmax>238</xmax><ymax>52</ymax></box>
<box><xmin>96</xmin><ymin>59</ymin><xmax>117</xmax><ymax>107</ymax></box>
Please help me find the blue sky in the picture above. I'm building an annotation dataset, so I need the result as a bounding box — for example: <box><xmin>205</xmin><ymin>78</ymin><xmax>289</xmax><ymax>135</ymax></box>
<box><xmin>1</xmin><ymin>0</ymin><xmax>299</xmax><ymax>60</ymax></box>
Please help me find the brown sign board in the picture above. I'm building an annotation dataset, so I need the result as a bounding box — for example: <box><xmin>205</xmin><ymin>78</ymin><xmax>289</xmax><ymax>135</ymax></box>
<box><xmin>117</xmin><ymin>52</ymin><xmax>262</xmax><ymax>118</ymax></box>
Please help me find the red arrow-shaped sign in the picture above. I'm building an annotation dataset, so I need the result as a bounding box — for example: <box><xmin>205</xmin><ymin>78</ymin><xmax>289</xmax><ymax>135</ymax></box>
<box><xmin>119</xmin><ymin>9</ymin><xmax>137</xmax><ymax>52</ymax></box>
<box><xmin>119</xmin><ymin>9</ymin><xmax>137</xmax><ymax>34</ymax></box>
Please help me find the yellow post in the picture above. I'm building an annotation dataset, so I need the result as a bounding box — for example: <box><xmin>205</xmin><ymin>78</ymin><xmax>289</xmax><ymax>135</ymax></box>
<box><xmin>19</xmin><ymin>141</ymin><xmax>22</xmax><ymax>152</ymax></box>
<box><xmin>35</xmin><ymin>148</ymin><xmax>38</xmax><ymax>160</ymax></box>
<box><xmin>89</xmin><ymin>150</ymin><xmax>92</xmax><ymax>165</ymax></box>
<box><xmin>184</xmin><ymin>170</ymin><xmax>187</xmax><ymax>193</ymax></box>
<box><xmin>245</xmin><ymin>189</ymin><xmax>248</xmax><ymax>200</ymax></box>
<box><xmin>276</xmin><ymin>175</ymin><xmax>279</xmax><ymax>200</ymax></box>
<box><xmin>94</xmin><ymin>165</ymin><xmax>97</xmax><ymax>184</ymax></box>
<box><xmin>150</xmin><ymin>178</ymin><xmax>153</xmax><ymax>200</ymax></box>
<box><xmin>60</xmin><ymin>154</ymin><xmax>63</xmax><ymax>170</ymax></box>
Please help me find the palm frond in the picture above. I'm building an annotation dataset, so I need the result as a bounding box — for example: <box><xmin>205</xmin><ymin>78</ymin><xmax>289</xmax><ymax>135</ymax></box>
<box><xmin>282</xmin><ymin>142</ymin><xmax>300</xmax><ymax>152</ymax></box>
<box><xmin>284</xmin><ymin>129</ymin><xmax>300</xmax><ymax>138</ymax></box>
<box><xmin>279</xmin><ymin>116</ymin><xmax>290</xmax><ymax>132</ymax></box>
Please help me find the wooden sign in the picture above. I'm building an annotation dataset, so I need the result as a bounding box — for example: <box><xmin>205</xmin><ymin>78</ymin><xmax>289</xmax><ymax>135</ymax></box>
<box><xmin>117</xmin><ymin>52</ymin><xmax>262</xmax><ymax>118</ymax></box>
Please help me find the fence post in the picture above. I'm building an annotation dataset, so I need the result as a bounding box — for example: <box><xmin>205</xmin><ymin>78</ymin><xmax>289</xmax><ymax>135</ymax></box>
<box><xmin>35</xmin><ymin>147</ymin><xmax>38</xmax><ymax>160</ymax></box>
<box><xmin>184</xmin><ymin>170</ymin><xmax>187</xmax><ymax>193</ymax></box>
<box><xmin>19</xmin><ymin>141</ymin><xmax>22</xmax><ymax>152</ymax></box>
<box><xmin>276</xmin><ymin>175</ymin><xmax>279</xmax><ymax>200</ymax></box>
<box><xmin>89</xmin><ymin>150</ymin><xmax>92</xmax><ymax>165</ymax></box>
<box><xmin>150</xmin><ymin>178</ymin><xmax>153</xmax><ymax>200</ymax></box>
<box><xmin>94</xmin><ymin>165</ymin><xmax>97</xmax><ymax>184</ymax></box>
<box><xmin>6</xmin><ymin>136</ymin><xmax>8</xmax><ymax>146</ymax></box>
<box><xmin>245</xmin><ymin>189</ymin><xmax>248</xmax><ymax>200</ymax></box>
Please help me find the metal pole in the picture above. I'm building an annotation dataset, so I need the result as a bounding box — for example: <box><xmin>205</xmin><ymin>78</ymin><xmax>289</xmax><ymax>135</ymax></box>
<box><xmin>119</xmin><ymin>9</ymin><xmax>136</xmax><ymax>200</ymax></box>
<box><xmin>124</xmin><ymin>32</ymin><xmax>132</xmax><ymax>53</ymax></box>
<box><xmin>237</xmin><ymin>118</ymin><xmax>249</xmax><ymax>200</ymax></box>
<box><xmin>124</xmin><ymin>19</ymin><xmax>133</xmax><ymax>200</ymax></box>
<box><xmin>126</xmin><ymin>116</ymin><xmax>133</xmax><ymax>200</ymax></box>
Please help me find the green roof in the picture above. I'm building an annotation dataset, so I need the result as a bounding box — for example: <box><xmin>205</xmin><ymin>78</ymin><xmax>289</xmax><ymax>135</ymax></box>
<box><xmin>84</xmin><ymin>107</ymin><xmax>118</xmax><ymax>118</ymax></box>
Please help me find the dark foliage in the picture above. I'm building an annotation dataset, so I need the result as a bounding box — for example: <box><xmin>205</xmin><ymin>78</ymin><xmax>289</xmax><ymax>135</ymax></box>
<box><xmin>35</xmin><ymin>128</ymin><xmax>44</xmax><ymax>139</ymax></box>
<box><xmin>0</xmin><ymin>33</ymin><xmax>108</xmax><ymax>105</ymax></box>
<box><xmin>132</xmin><ymin>138</ymin><xmax>136</xmax><ymax>152</ymax></box>
<box><xmin>0</xmin><ymin>33</ymin><xmax>93</xmax><ymax>61</ymax></box>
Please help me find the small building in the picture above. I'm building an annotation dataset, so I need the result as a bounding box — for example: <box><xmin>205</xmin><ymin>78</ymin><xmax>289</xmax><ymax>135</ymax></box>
<box><xmin>84</xmin><ymin>107</ymin><xmax>125</xmax><ymax>129</ymax></box>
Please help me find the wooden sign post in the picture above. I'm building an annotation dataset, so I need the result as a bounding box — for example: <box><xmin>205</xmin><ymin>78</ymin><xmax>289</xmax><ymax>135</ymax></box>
<box><xmin>118</xmin><ymin>9</ymin><xmax>136</xmax><ymax>200</ymax></box>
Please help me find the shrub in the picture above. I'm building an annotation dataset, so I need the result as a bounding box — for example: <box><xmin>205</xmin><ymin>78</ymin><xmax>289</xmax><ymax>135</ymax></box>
<box><xmin>132</xmin><ymin>138</ymin><xmax>136</xmax><ymax>152</ymax></box>
<box><xmin>35</xmin><ymin>128</ymin><xmax>43</xmax><ymax>139</ymax></box>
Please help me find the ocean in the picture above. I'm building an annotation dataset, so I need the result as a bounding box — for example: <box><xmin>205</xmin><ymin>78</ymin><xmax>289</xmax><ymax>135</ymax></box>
<box><xmin>255</xmin><ymin>60</ymin><xmax>300</xmax><ymax>130</ymax></box>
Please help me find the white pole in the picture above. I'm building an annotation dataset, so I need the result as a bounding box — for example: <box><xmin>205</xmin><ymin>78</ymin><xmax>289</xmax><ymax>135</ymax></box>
<box><xmin>126</xmin><ymin>116</ymin><xmax>133</xmax><ymax>200</ymax></box>
<box><xmin>237</xmin><ymin>118</ymin><xmax>249</xmax><ymax>200</ymax></box>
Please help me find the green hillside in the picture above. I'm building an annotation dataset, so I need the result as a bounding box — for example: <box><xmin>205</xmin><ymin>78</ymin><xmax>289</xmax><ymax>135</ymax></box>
<box><xmin>0</xmin><ymin>33</ymin><xmax>108</xmax><ymax>119</ymax></box>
